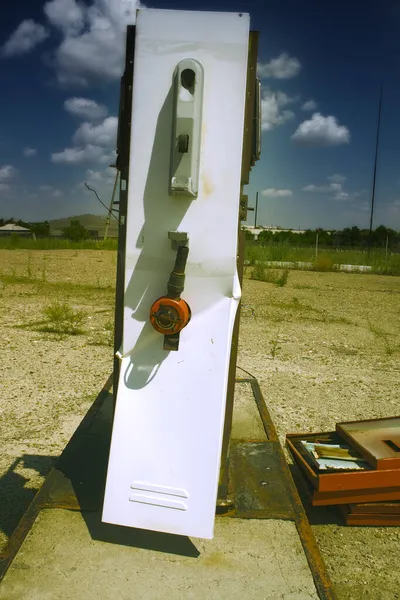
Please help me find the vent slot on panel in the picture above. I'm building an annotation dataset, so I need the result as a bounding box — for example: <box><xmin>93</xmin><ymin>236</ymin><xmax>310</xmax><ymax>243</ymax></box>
<box><xmin>129</xmin><ymin>482</ymin><xmax>189</xmax><ymax>511</ymax></box>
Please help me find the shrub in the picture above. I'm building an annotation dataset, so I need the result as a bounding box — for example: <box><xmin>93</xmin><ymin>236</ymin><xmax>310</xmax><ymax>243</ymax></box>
<box><xmin>41</xmin><ymin>301</ymin><xmax>86</xmax><ymax>335</ymax></box>
<box><xmin>251</xmin><ymin>267</ymin><xmax>289</xmax><ymax>286</ymax></box>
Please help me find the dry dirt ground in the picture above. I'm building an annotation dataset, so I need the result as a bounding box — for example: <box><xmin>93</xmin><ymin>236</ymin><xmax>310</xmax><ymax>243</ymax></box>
<box><xmin>1</xmin><ymin>250</ymin><xmax>399</xmax><ymax>600</ymax></box>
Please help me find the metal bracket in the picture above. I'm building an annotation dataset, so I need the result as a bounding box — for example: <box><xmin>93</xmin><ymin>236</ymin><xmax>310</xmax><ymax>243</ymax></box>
<box><xmin>168</xmin><ymin>230</ymin><xmax>189</xmax><ymax>250</ymax></box>
<box><xmin>240</xmin><ymin>195</ymin><xmax>254</xmax><ymax>221</ymax></box>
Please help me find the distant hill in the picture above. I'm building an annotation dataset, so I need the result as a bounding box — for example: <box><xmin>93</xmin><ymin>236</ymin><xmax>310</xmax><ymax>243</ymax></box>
<box><xmin>49</xmin><ymin>214</ymin><xmax>118</xmax><ymax>237</ymax></box>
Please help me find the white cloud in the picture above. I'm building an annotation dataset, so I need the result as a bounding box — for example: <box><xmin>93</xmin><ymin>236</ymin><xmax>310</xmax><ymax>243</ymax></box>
<box><xmin>72</xmin><ymin>116</ymin><xmax>117</xmax><ymax>147</ymax></box>
<box><xmin>302</xmin><ymin>182</ymin><xmax>345</xmax><ymax>196</ymax></box>
<box><xmin>261</xmin><ymin>89</ymin><xmax>298</xmax><ymax>131</ymax></box>
<box><xmin>85</xmin><ymin>167</ymin><xmax>116</xmax><ymax>186</ymax></box>
<box><xmin>64</xmin><ymin>97</ymin><xmax>108</xmax><ymax>120</ymax></box>
<box><xmin>301</xmin><ymin>100</ymin><xmax>317</xmax><ymax>111</ymax></box>
<box><xmin>0</xmin><ymin>183</ymin><xmax>11</xmax><ymax>193</ymax></box>
<box><xmin>0</xmin><ymin>165</ymin><xmax>17</xmax><ymax>181</ymax></box>
<box><xmin>23</xmin><ymin>147</ymin><xmax>37</xmax><ymax>157</ymax></box>
<box><xmin>261</xmin><ymin>188</ymin><xmax>293</xmax><ymax>198</ymax></box>
<box><xmin>1</xmin><ymin>19</ymin><xmax>49</xmax><ymax>57</ymax></box>
<box><xmin>328</xmin><ymin>173</ymin><xmax>347</xmax><ymax>183</ymax></box>
<box><xmin>42</xmin><ymin>0</ymin><xmax>144</xmax><ymax>86</ymax></box>
<box><xmin>334</xmin><ymin>191</ymin><xmax>349</xmax><ymax>200</ymax></box>
<box><xmin>51</xmin><ymin>144</ymin><xmax>106</xmax><ymax>164</ymax></box>
<box><xmin>258</xmin><ymin>53</ymin><xmax>301</xmax><ymax>79</ymax></box>
<box><xmin>292</xmin><ymin>113</ymin><xmax>350</xmax><ymax>146</ymax></box>
<box><xmin>38</xmin><ymin>184</ymin><xmax>62</xmax><ymax>197</ymax></box>
<box><xmin>51</xmin><ymin>115</ymin><xmax>117</xmax><ymax>164</ymax></box>
<box><xmin>302</xmin><ymin>184</ymin><xmax>332</xmax><ymax>193</ymax></box>
<box><xmin>43</xmin><ymin>0</ymin><xmax>85</xmax><ymax>34</ymax></box>
<box><xmin>302</xmin><ymin>176</ymin><xmax>360</xmax><ymax>201</ymax></box>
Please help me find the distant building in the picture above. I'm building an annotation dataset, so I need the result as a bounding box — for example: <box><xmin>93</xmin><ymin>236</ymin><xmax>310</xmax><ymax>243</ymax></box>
<box><xmin>0</xmin><ymin>224</ymin><xmax>32</xmax><ymax>237</ymax></box>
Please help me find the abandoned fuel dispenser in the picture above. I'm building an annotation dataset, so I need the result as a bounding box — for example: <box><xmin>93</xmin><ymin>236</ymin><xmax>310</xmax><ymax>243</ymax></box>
<box><xmin>102</xmin><ymin>7</ymin><xmax>261</xmax><ymax>539</ymax></box>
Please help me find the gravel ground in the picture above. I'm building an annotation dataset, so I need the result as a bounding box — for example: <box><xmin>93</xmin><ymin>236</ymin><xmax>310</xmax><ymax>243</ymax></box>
<box><xmin>1</xmin><ymin>250</ymin><xmax>399</xmax><ymax>599</ymax></box>
<box><xmin>239</xmin><ymin>267</ymin><xmax>400</xmax><ymax>600</ymax></box>
<box><xmin>0</xmin><ymin>250</ymin><xmax>116</xmax><ymax>553</ymax></box>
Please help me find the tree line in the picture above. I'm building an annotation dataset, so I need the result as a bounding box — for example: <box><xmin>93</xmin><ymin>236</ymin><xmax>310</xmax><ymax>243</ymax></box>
<box><xmin>248</xmin><ymin>225</ymin><xmax>400</xmax><ymax>248</ymax></box>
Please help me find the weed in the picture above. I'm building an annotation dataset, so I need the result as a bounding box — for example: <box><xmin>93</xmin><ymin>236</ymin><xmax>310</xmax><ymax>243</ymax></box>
<box><xmin>270</xmin><ymin>328</ymin><xmax>281</xmax><ymax>358</ymax></box>
<box><xmin>244</xmin><ymin>242</ymin><xmax>400</xmax><ymax>275</ymax></box>
<box><xmin>276</xmin><ymin>270</ymin><xmax>289</xmax><ymax>287</ymax></box>
<box><xmin>246</xmin><ymin>245</ymin><xmax>261</xmax><ymax>266</ymax></box>
<box><xmin>40</xmin><ymin>301</ymin><xmax>86</xmax><ymax>335</ymax></box>
<box><xmin>270</xmin><ymin>338</ymin><xmax>281</xmax><ymax>358</ymax></box>
<box><xmin>314</xmin><ymin>255</ymin><xmax>335</xmax><ymax>271</ymax></box>
<box><xmin>26</xmin><ymin>256</ymin><xmax>32</xmax><ymax>279</ymax></box>
<box><xmin>0</xmin><ymin>237</ymin><xmax>118</xmax><ymax>251</ymax></box>
<box><xmin>367</xmin><ymin>317</ymin><xmax>398</xmax><ymax>356</ymax></box>
<box><xmin>251</xmin><ymin>266</ymin><xmax>289</xmax><ymax>287</ymax></box>
<box><xmin>250</xmin><ymin>264</ymin><xmax>268</xmax><ymax>281</ymax></box>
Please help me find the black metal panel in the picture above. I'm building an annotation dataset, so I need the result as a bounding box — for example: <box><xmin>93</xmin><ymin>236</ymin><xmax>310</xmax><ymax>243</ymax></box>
<box><xmin>230</xmin><ymin>441</ymin><xmax>295</xmax><ymax>519</ymax></box>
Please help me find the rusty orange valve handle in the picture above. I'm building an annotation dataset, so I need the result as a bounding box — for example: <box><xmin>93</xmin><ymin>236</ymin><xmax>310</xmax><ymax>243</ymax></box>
<box><xmin>150</xmin><ymin>297</ymin><xmax>191</xmax><ymax>334</ymax></box>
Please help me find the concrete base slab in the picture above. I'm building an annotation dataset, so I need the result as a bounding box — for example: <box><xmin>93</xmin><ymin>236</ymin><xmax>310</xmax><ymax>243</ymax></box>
<box><xmin>0</xmin><ymin>378</ymin><xmax>335</xmax><ymax>599</ymax></box>
<box><xmin>0</xmin><ymin>508</ymin><xmax>318</xmax><ymax>600</ymax></box>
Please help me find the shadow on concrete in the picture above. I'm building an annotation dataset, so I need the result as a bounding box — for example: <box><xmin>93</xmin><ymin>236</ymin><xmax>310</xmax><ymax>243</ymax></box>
<box><xmin>287</xmin><ymin>463</ymin><xmax>344</xmax><ymax>527</ymax></box>
<box><xmin>54</xmin><ymin>386</ymin><xmax>200</xmax><ymax>559</ymax></box>
<box><xmin>0</xmin><ymin>454</ymin><xmax>56</xmax><ymax>540</ymax></box>
<box><xmin>83</xmin><ymin>510</ymin><xmax>200</xmax><ymax>558</ymax></box>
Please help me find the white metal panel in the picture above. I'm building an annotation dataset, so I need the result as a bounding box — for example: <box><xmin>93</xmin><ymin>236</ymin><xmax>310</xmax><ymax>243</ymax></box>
<box><xmin>102</xmin><ymin>8</ymin><xmax>249</xmax><ymax>539</ymax></box>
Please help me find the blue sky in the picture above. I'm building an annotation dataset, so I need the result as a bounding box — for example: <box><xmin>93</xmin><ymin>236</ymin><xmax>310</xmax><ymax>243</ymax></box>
<box><xmin>1</xmin><ymin>0</ymin><xmax>400</xmax><ymax>229</ymax></box>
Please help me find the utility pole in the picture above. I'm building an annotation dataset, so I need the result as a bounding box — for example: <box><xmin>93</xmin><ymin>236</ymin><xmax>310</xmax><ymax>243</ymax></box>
<box><xmin>254</xmin><ymin>191</ymin><xmax>259</xmax><ymax>228</ymax></box>
<box><xmin>368</xmin><ymin>84</ymin><xmax>383</xmax><ymax>256</ymax></box>
<box><xmin>104</xmin><ymin>164</ymin><xmax>119</xmax><ymax>241</ymax></box>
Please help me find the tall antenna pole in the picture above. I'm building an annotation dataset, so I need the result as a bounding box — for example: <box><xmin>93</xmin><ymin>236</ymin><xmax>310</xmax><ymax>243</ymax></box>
<box><xmin>368</xmin><ymin>83</ymin><xmax>382</xmax><ymax>255</ymax></box>
<box><xmin>254</xmin><ymin>191</ymin><xmax>259</xmax><ymax>228</ymax></box>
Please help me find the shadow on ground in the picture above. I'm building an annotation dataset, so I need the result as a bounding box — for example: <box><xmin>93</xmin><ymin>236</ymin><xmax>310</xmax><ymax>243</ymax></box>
<box><xmin>288</xmin><ymin>463</ymin><xmax>344</xmax><ymax>527</ymax></box>
<box><xmin>54</xmin><ymin>388</ymin><xmax>200</xmax><ymax>559</ymax></box>
<box><xmin>0</xmin><ymin>454</ymin><xmax>56</xmax><ymax>541</ymax></box>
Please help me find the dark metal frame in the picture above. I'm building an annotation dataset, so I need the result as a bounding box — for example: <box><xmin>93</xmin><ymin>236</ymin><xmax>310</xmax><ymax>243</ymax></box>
<box><xmin>218</xmin><ymin>30</ymin><xmax>259</xmax><ymax>500</ymax></box>
<box><xmin>113</xmin><ymin>25</ymin><xmax>135</xmax><ymax>402</ymax></box>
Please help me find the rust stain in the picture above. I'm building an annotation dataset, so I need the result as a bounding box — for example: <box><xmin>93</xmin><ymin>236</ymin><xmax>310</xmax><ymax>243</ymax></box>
<box><xmin>202</xmin><ymin>172</ymin><xmax>215</xmax><ymax>198</ymax></box>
